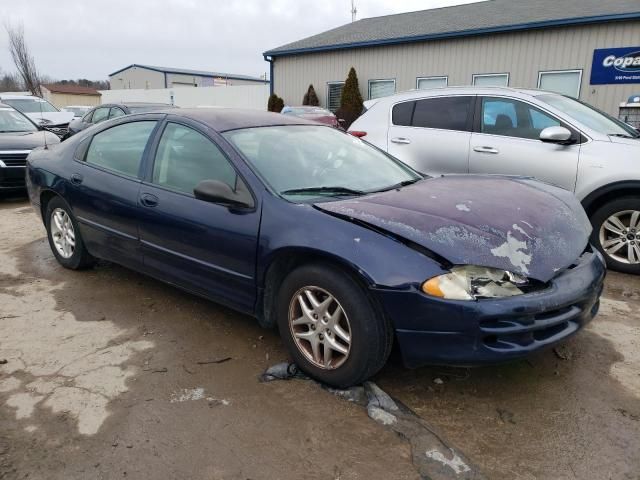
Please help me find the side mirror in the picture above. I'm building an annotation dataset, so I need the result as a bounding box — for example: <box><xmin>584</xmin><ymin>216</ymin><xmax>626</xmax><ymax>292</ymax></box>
<box><xmin>539</xmin><ymin>126</ymin><xmax>573</xmax><ymax>144</ymax></box>
<box><xmin>193</xmin><ymin>179</ymin><xmax>254</xmax><ymax>209</ymax></box>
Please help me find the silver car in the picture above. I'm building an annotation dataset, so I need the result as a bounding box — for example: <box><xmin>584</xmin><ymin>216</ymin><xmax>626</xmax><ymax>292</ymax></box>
<box><xmin>349</xmin><ymin>86</ymin><xmax>640</xmax><ymax>274</ymax></box>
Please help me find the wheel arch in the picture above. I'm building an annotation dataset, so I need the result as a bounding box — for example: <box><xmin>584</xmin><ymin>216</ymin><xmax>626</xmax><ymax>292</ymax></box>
<box><xmin>39</xmin><ymin>189</ymin><xmax>60</xmax><ymax>224</ymax></box>
<box><xmin>257</xmin><ymin>247</ymin><xmax>376</xmax><ymax>329</ymax></box>
<box><xmin>582</xmin><ymin>181</ymin><xmax>640</xmax><ymax>218</ymax></box>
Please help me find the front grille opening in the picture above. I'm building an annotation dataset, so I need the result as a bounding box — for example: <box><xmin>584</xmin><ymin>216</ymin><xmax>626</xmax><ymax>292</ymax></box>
<box><xmin>533</xmin><ymin>322</ymin><xmax>568</xmax><ymax>341</ymax></box>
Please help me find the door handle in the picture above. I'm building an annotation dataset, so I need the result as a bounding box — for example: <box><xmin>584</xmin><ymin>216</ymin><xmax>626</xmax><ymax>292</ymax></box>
<box><xmin>473</xmin><ymin>146</ymin><xmax>499</xmax><ymax>154</ymax></box>
<box><xmin>390</xmin><ymin>137</ymin><xmax>411</xmax><ymax>145</ymax></box>
<box><xmin>70</xmin><ymin>173</ymin><xmax>83</xmax><ymax>185</ymax></box>
<box><xmin>140</xmin><ymin>193</ymin><xmax>159</xmax><ymax>208</ymax></box>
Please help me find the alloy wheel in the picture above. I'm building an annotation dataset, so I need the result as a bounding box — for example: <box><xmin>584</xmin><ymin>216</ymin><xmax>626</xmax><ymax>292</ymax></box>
<box><xmin>288</xmin><ymin>286</ymin><xmax>352</xmax><ymax>370</ymax></box>
<box><xmin>50</xmin><ymin>208</ymin><xmax>76</xmax><ymax>259</ymax></box>
<box><xmin>599</xmin><ymin>210</ymin><xmax>640</xmax><ymax>264</ymax></box>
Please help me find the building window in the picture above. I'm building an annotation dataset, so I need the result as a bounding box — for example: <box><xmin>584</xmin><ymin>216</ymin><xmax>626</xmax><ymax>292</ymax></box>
<box><xmin>327</xmin><ymin>82</ymin><xmax>344</xmax><ymax>113</ymax></box>
<box><xmin>416</xmin><ymin>76</ymin><xmax>448</xmax><ymax>90</ymax></box>
<box><xmin>538</xmin><ymin>70</ymin><xmax>582</xmax><ymax>98</ymax></box>
<box><xmin>472</xmin><ymin>73</ymin><xmax>509</xmax><ymax>87</ymax></box>
<box><xmin>368</xmin><ymin>79</ymin><xmax>396</xmax><ymax>100</ymax></box>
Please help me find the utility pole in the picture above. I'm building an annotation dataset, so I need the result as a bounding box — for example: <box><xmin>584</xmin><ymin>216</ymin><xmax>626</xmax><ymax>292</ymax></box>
<box><xmin>351</xmin><ymin>0</ymin><xmax>357</xmax><ymax>22</ymax></box>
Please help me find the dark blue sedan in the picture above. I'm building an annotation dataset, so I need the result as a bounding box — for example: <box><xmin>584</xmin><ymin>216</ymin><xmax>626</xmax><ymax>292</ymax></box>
<box><xmin>25</xmin><ymin>109</ymin><xmax>605</xmax><ymax>387</ymax></box>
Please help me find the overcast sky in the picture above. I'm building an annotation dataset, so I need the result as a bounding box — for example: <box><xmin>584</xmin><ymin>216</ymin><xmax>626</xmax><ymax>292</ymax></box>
<box><xmin>0</xmin><ymin>0</ymin><xmax>483</xmax><ymax>81</ymax></box>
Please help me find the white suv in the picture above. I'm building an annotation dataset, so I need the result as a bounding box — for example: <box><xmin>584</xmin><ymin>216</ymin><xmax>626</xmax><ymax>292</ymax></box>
<box><xmin>349</xmin><ymin>86</ymin><xmax>640</xmax><ymax>274</ymax></box>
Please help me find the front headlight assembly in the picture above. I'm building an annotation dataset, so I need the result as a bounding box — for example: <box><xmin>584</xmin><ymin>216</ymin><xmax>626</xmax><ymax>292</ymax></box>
<box><xmin>422</xmin><ymin>266</ymin><xmax>529</xmax><ymax>301</ymax></box>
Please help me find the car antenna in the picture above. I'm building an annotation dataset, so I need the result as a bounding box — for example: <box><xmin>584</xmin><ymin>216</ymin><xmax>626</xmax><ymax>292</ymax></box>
<box><xmin>39</xmin><ymin>94</ymin><xmax>48</xmax><ymax>150</ymax></box>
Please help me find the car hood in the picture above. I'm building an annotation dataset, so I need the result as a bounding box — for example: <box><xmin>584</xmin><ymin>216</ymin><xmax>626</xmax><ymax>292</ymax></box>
<box><xmin>0</xmin><ymin>130</ymin><xmax>59</xmax><ymax>149</ymax></box>
<box><xmin>314</xmin><ymin>175</ymin><xmax>592</xmax><ymax>282</ymax></box>
<box><xmin>23</xmin><ymin>111</ymin><xmax>74</xmax><ymax>126</ymax></box>
<box><xmin>609</xmin><ymin>135</ymin><xmax>640</xmax><ymax>146</ymax></box>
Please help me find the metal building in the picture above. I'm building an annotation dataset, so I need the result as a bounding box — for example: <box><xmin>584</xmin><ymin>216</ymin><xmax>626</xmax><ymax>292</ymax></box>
<box><xmin>264</xmin><ymin>0</ymin><xmax>640</xmax><ymax>115</ymax></box>
<box><xmin>109</xmin><ymin>64</ymin><xmax>269</xmax><ymax>90</ymax></box>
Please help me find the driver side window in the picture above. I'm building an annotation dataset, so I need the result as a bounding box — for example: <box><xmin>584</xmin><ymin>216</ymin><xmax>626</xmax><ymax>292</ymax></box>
<box><xmin>481</xmin><ymin>97</ymin><xmax>561</xmax><ymax>140</ymax></box>
<box><xmin>152</xmin><ymin>123</ymin><xmax>237</xmax><ymax>195</ymax></box>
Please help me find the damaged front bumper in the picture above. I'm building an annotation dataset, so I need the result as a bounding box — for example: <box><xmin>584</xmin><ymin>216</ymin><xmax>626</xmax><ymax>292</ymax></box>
<box><xmin>375</xmin><ymin>248</ymin><xmax>606</xmax><ymax>368</ymax></box>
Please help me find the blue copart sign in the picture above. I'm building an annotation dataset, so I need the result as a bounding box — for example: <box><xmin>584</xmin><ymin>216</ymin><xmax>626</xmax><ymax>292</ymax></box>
<box><xmin>591</xmin><ymin>47</ymin><xmax>640</xmax><ymax>85</ymax></box>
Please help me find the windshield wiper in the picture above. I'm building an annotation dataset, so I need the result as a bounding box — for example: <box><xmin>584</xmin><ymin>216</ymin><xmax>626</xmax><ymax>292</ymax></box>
<box><xmin>281</xmin><ymin>186</ymin><xmax>366</xmax><ymax>196</ymax></box>
<box><xmin>609</xmin><ymin>133</ymin><xmax>638</xmax><ymax>139</ymax></box>
<box><xmin>372</xmin><ymin>178</ymin><xmax>421</xmax><ymax>193</ymax></box>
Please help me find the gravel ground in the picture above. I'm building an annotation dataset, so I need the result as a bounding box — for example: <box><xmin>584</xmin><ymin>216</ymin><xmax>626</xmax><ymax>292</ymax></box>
<box><xmin>1</xmin><ymin>196</ymin><xmax>638</xmax><ymax>480</ymax></box>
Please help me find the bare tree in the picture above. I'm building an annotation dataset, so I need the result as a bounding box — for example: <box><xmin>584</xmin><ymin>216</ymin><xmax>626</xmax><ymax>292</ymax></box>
<box><xmin>5</xmin><ymin>22</ymin><xmax>42</xmax><ymax>97</ymax></box>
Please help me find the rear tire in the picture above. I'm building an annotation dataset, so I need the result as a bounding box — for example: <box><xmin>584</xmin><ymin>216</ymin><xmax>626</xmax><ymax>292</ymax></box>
<box><xmin>590</xmin><ymin>197</ymin><xmax>640</xmax><ymax>275</ymax></box>
<box><xmin>276</xmin><ymin>263</ymin><xmax>392</xmax><ymax>388</ymax></box>
<box><xmin>45</xmin><ymin>196</ymin><xmax>95</xmax><ymax>270</ymax></box>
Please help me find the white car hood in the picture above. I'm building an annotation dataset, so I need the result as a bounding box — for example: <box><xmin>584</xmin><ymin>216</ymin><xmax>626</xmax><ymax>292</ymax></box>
<box><xmin>609</xmin><ymin>135</ymin><xmax>640</xmax><ymax>146</ymax></box>
<box><xmin>24</xmin><ymin>111</ymin><xmax>74</xmax><ymax>126</ymax></box>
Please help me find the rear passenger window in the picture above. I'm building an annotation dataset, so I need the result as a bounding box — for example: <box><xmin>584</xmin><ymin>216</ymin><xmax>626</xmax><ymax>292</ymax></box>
<box><xmin>109</xmin><ymin>107</ymin><xmax>126</xmax><ymax>119</ymax></box>
<box><xmin>152</xmin><ymin>123</ymin><xmax>237</xmax><ymax>195</ymax></box>
<box><xmin>392</xmin><ymin>101</ymin><xmax>415</xmax><ymax>126</ymax></box>
<box><xmin>412</xmin><ymin>97</ymin><xmax>472</xmax><ymax>131</ymax></box>
<box><xmin>85</xmin><ymin>121</ymin><xmax>156</xmax><ymax>177</ymax></box>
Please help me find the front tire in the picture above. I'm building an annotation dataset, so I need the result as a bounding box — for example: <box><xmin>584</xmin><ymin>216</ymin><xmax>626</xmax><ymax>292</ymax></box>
<box><xmin>45</xmin><ymin>196</ymin><xmax>95</xmax><ymax>270</ymax></box>
<box><xmin>277</xmin><ymin>263</ymin><xmax>392</xmax><ymax>388</ymax></box>
<box><xmin>590</xmin><ymin>197</ymin><xmax>640</xmax><ymax>275</ymax></box>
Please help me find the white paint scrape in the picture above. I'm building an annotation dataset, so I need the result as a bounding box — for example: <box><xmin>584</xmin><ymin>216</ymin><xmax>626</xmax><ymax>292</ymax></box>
<box><xmin>512</xmin><ymin>223</ymin><xmax>532</xmax><ymax>239</ymax></box>
<box><xmin>425</xmin><ymin>448</ymin><xmax>472</xmax><ymax>475</ymax></box>
<box><xmin>490</xmin><ymin>231</ymin><xmax>532</xmax><ymax>273</ymax></box>
<box><xmin>169</xmin><ymin>388</ymin><xmax>230</xmax><ymax>405</ymax></box>
<box><xmin>456</xmin><ymin>204</ymin><xmax>471</xmax><ymax>212</ymax></box>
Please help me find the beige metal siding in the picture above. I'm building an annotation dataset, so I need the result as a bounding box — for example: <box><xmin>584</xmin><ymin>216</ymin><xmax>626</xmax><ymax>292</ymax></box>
<box><xmin>110</xmin><ymin>67</ymin><xmax>268</xmax><ymax>90</ymax></box>
<box><xmin>109</xmin><ymin>67</ymin><xmax>165</xmax><ymax>89</ymax></box>
<box><xmin>46</xmin><ymin>93</ymin><xmax>101</xmax><ymax>108</ymax></box>
<box><xmin>273</xmin><ymin>21</ymin><xmax>640</xmax><ymax>115</ymax></box>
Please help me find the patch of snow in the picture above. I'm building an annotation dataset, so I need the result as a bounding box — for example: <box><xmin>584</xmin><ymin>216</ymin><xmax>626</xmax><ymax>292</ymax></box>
<box><xmin>425</xmin><ymin>448</ymin><xmax>471</xmax><ymax>474</ymax></box>
<box><xmin>456</xmin><ymin>204</ymin><xmax>471</xmax><ymax>212</ymax></box>
<box><xmin>170</xmin><ymin>388</ymin><xmax>205</xmax><ymax>403</ymax></box>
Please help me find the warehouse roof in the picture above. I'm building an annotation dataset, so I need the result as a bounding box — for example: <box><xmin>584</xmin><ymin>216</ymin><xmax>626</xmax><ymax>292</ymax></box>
<box><xmin>108</xmin><ymin>64</ymin><xmax>268</xmax><ymax>83</ymax></box>
<box><xmin>264</xmin><ymin>0</ymin><xmax>640</xmax><ymax>57</ymax></box>
<box><xmin>42</xmin><ymin>84</ymin><xmax>101</xmax><ymax>96</ymax></box>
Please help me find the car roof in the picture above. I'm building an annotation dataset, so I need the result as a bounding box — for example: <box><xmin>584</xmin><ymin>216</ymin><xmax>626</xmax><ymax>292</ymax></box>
<box><xmin>0</xmin><ymin>94</ymin><xmax>40</xmax><ymax>100</ymax></box>
<box><xmin>122</xmin><ymin>102</ymin><xmax>175</xmax><ymax>107</ymax></box>
<box><xmin>0</xmin><ymin>102</ymin><xmax>15</xmax><ymax>109</ymax></box>
<box><xmin>95</xmin><ymin>102</ymin><xmax>175</xmax><ymax>108</ymax></box>
<box><xmin>373</xmin><ymin>86</ymin><xmax>560</xmax><ymax>103</ymax></box>
<box><xmin>154</xmin><ymin>108</ymin><xmax>319</xmax><ymax>132</ymax></box>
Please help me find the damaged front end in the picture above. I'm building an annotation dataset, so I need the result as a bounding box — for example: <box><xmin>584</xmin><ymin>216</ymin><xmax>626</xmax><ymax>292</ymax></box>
<box><xmin>422</xmin><ymin>265</ymin><xmax>541</xmax><ymax>301</ymax></box>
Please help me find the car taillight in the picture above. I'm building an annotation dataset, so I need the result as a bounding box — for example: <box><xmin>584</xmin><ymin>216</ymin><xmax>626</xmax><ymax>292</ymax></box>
<box><xmin>349</xmin><ymin>131</ymin><xmax>367</xmax><ymax>138</ymax></box>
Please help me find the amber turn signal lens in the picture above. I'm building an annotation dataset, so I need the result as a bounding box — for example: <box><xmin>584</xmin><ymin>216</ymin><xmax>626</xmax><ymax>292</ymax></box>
<box><xmin>422</xmin><ymin>277</ymin><xmax>445</xmax><ymax>298</ymax></box>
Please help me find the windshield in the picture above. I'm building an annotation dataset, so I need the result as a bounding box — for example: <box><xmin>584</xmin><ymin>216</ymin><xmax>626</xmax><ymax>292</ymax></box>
<box><xmin>539</xmin><ymin>94</ymin><xmax>639</xmax><ymax>138</ymax></box>
<box><xmin>0</xmin><ymin>108</ymin><xmax>37</xmax><ymax>132</ymax></box>
<box><xmin>3</xmin><ymin>98</ymin><xmax>59</xmax><ymax>113</ymax></box>
<box><xmin>223</xmin><ymin>125</ymin><xmax>421</xmax><ymax>201</ymax></box>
